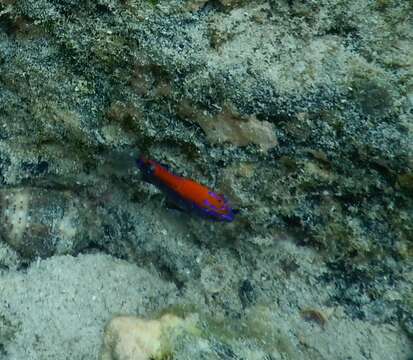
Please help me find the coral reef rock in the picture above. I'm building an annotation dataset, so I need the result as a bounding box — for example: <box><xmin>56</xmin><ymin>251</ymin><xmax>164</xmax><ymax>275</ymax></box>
<box><xmin>0</xmin><ymin>187</ymin><xmax>101</xmax><ymax>258</ymax></box>
<box><xmin>101</xmin><ymin>314</ymin><xmax>186</xmax><ymax>360</ymax></box>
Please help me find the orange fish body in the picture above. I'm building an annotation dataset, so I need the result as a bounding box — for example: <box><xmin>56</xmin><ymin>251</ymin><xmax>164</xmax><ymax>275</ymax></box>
<box><xmin>137</xmin><ymin>157</ymin><xmax>236</xmax><ymax>221</ymax></box>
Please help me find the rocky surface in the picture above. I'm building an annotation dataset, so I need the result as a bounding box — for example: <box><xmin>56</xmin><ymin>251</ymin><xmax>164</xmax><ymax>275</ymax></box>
<box><xmin>101</xmin><ymin>314</ymin><xmax>187</xmax><ymax>360</ymax></box>
<box><xmin>0</xmin><ymin>254</ymin><xmax>178</xmax><ymax>359</ymax></box>
<box><xmin>0</xmin><ymin>0</ymin><xmax>412</xmax><ymax>359</ymax></box>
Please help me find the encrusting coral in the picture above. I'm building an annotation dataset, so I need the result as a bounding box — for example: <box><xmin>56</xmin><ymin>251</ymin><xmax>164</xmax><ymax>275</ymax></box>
<box><xmin>100</xmin><ymin>314</ymin><xmax>187</xmax><ymax>360</ymax></box>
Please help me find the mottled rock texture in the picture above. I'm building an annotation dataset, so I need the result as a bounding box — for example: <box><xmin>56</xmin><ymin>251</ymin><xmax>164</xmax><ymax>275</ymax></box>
<box><xmin>0</xmin><ymin>0</ymin><xmax>412</xmax><ymax>358</ymax></box>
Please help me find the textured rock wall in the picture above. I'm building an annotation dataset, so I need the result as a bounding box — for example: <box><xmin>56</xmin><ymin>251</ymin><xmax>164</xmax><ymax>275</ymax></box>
<box><xmin>0</xmin><ymin>0</ymin><xmax>412</xmax><ymax>358</ymax></box>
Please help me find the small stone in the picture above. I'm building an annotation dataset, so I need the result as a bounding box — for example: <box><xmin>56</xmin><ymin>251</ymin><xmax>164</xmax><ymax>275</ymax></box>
<box><xmin>100</xmin><ymin>314</ymin><xmax>184</xmax><ymax>360</ymax></box>
<box><xmin>182</xmin><ymin>104</ymin><xmax>278</xmax><ymax>152</ymax></box>
<box><xmin>0</xmin><ymin>188</ymin><xmax>101</xmax><ymax>258</ymax></box>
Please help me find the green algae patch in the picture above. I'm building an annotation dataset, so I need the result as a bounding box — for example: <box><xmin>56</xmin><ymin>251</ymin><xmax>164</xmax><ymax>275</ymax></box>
<box><xmin>398</xmin><ymin>173</ymin><xmax>413</xmax><ymax>194</ymax></box>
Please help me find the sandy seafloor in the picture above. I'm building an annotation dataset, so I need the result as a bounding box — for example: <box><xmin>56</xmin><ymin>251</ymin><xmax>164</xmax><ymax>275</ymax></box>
<box><xmin>0</xmin><ymin>0</ymin><xmax>413</xmax><ymax>359</ymax></box>
<box><xmin>1</xmin><ymin>244</ymin><xmax>412</xmax><ymax>360</ymax></box>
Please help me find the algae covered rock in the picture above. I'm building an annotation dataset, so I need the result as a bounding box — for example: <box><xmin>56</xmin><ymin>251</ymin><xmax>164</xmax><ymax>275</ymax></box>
<box><xmin>0</xmin><ymin>187</ymin><xmax>102</xmax><ymax>258</ymax></box>
<box><xmin>101</xmin><ymin>314</ymin><xmax>188</xmax><ymax>360</ymax></box>
<box><xmin>0</xmin><ymin>0</ymin><xmax>411</xmax><ymax>265</ymax></box>
<box><xmin>100</xmin><ymin>309</ymin><xmax>300</xmax><ymax>360</ymax></box>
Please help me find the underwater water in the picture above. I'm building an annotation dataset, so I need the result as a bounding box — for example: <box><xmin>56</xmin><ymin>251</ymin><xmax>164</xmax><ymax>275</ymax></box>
<box><xmin>0</xmin><ymin>0</ymin><xmax>412</xmax><ymax>359</ymax></box>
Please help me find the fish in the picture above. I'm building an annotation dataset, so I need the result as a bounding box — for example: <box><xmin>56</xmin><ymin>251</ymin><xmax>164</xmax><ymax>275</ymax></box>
<box><xmin>136</xmin><ymin>157</ymin><xmax>236</xmax><ymax>222</ymax></box>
